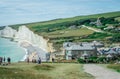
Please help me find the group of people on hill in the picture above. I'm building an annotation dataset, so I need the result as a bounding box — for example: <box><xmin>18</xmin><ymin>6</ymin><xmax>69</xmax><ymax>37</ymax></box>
<box><xmin>26</xmin><ymin>56</ymin><xmax>55</xmax><ymax>64</ymax></box>
<box><xmin>0</xmin><ymin>57</ymin><xmax>11</xmax><ymax>65</ymax></box>
<box><xmin>26</xmin><ymin>56</ymin><xmax>41</xmax><ymax>64</ymax></box>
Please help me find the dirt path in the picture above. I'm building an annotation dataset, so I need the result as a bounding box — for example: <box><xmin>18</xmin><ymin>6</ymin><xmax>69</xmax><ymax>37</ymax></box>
<box><xmin>84</xmin><ymin>64</ymin><xmax>120</xmax><ymax>79</ymax></box>
<box><xmin>83</xmin><ymin>25</ymin><xmax>104</xmax><ymax>33</ymax></box>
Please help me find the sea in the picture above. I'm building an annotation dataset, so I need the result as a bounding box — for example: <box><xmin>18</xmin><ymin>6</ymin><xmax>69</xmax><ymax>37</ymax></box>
<box><xmin>0</xmin><ymin>37</ymin><xmax>26</xmax><ymax>62</ymax></box>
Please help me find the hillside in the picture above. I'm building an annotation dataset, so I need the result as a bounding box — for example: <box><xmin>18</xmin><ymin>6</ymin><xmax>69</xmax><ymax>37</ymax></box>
<box><xmin>1</xmin><ymin>11</ymin><xmax>120</xmax><ymax>50</ymax></box>
<box><xmin>9</xmin><ymin>11</ymin><xmax>120</xmax><ymax>31</ymax></box>
<box><xmin>9</xmin><ymin>11</ymin><xmax>120</xmax><ymax>37</ymax></box>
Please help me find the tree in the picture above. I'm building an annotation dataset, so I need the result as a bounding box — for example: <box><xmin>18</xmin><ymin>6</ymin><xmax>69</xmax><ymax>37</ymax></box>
<box><xmin>111</xmin><ymin>34</ymin><xmax>120</xmax><ymax>42</ymax></box>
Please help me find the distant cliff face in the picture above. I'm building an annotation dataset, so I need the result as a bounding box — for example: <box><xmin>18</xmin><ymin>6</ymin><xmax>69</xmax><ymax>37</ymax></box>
<box><xmin>0</xmin><ymin>25</ymin><xmax>53</xmax><ymax>52</ymax></box>
<box><xmin>0</xmin><ymin>26</ymin><xmax>17</xmax><ymax>37</ymax></box>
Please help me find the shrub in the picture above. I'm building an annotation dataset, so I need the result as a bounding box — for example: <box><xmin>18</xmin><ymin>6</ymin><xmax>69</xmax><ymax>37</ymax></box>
<box><xmin>110</xmin><ymin>33</ymin><xmax>120</xmax><ymax>42</ymax></box>
<box><xmin>96</xmin><ymin>56</ymin><xmax>106</xmax><ymax>63</ymax></box>
<box><xmin>77</xmin><ymin>58</ymin><xmax>85</xmax><ymax>63</ymax></box>
<box><xmin>88</xmin><ymin>56</ymin><xmax>98</xmax><ymax>63</ymax></box>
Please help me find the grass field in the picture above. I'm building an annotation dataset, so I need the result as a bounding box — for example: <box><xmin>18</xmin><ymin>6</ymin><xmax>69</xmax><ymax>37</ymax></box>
<box><xmin>0</xmin><ymin>63</ymin><xmax>94</xmax><ymax>79</ymax></box>
<box><xmin>107</xmin><ymin>64</ymin><xmax>120</xmax><ymax>73</ymax></box>
<box><xmin>41</xmin><ymin>27</ymin><xmax>94</xmax><ymax>38</ymax></box>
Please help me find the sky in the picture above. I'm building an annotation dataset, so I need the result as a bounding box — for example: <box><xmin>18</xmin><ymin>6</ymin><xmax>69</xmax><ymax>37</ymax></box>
<box><xmin>0</xmin><ymin>0</ymin><xmax>120</xmax><ymax>26</ymax></box>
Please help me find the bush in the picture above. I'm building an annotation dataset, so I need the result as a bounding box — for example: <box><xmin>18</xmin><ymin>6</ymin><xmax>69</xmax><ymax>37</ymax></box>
<box><xmin>110</xmin><ymin>33</ymin><xmax>120</xmax><ymax>42</ymax></box>
<box><xmin>96</xmin><ymin>56</ymin><xmax>106</xmax><ymax>63</ymax></box>
<box><xmin>77</xmin><ymin>58</ymin><xmax>85</xmax><ymax>63</ymax></box>
<box><xmin>88</xmin><ymin>56</ymin><xmax>98</xmax><ymax>63</ymax></box>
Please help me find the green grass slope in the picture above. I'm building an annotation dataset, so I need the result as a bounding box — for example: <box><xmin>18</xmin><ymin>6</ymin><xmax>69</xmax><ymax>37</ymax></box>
<box><xmin>41</xmin><ymin>27</ymin><xmax>94</xmax><ymax>38</ymax></box>
<box><xmin>10</xmin><ymin>11</ymin><xmax>120</xmax><ymax>30</ymax></box>
<box><xmin>8</xmin><ymin>11</ymin><xmax>120</xmax><ymax>39</ymax></box>
<box><xmin>0</xmin><ymin>11</ymin><xmax>119</xmax><ymax>47</ymax></box>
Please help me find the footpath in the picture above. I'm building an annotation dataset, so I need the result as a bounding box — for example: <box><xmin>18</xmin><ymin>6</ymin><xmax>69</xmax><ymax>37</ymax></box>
<box><xmin>84</xmin><ymin>64</ymin><xmax>120</xmax><ymax>79</ymax></box>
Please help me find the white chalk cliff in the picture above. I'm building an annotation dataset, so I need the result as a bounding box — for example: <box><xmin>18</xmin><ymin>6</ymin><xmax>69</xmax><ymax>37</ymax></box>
<box><xmin>0</xmin><ymin>25</ymin><xmax>55</xmax><ymax>61</ymax></box>
<box><xmin>0</xmin><ymin>25</ymin><xmax>53</xmax><ymax>52</ymax></box>
<box><xmin>0</xmin><ymin>26</ymin><xmax>17</xmax><ymax>37</ymax></box>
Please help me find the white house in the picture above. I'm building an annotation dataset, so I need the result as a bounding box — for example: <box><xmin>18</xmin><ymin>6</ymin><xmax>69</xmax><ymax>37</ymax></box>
<box><xmin>63</xmin><ymin>41</ymin><xmax>104</xmax><ymax>60</ymax></box>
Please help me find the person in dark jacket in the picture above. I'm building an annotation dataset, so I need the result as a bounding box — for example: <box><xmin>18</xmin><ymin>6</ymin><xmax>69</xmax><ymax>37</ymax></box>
<box><xmin>52</xmin><ymin>57</ymin><xmax>54</xmax><ymax>63</ymax></box>
<box><xmin>0</xmin><ymin>57</ymin><xmax>3</xmax><ymax>65</ymax></box>
<box><xmin>26</xmin><ymin>57</ymin><xmax>29</xmax><ymax>64</ymax></box>
<box><xmin>37</xmin><ymin>57</ymin><xmax>41</xmax><ymax>64</ymax></box>
<box><xmin>3</xmin><ymin>57</ymin><xmax>5</xmax><ymax>63</ymax></box>
<box><xmin>7</xmin><ymin>57</ymin><xmax>11</xmax><ymax>64</ymax></box>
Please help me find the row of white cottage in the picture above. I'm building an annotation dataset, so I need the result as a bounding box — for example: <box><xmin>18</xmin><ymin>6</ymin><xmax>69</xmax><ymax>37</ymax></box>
<box><xmin>63</xmin><ymin>41</ymin><xmax>120</xmax><ymax>60</ymax></box>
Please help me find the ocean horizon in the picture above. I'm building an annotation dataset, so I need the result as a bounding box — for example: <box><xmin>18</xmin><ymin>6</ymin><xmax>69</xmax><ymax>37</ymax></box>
<box><xmin>0</xmin><ymin>37</ymin><xmax>26</xmax><ymax>62</ymax></box>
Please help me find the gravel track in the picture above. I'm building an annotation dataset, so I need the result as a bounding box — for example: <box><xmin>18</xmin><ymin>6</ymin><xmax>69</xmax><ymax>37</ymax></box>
<box><xmin>84</xmin><ymin>64</ymin><xmax>120</xmax><ymax>79</ymax></box>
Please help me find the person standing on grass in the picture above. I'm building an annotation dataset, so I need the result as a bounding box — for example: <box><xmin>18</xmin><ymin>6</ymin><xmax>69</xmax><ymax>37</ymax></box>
<box><xmin>7</xmin><ymin>57</ymin><xmax>11</xmax><ymax>64</ymax></box>
<box><xmin>3</xmin><ymin>57</ymin><xmax>5</xmax><ymax>63</ymax></box>
<box><xmin>52</xmin><ymin>57</ymin><xmax>55</xmax><ymax>63</ymax></box>
<box><xmin>0</xmin><ymin>57</ymin><xmax>2</xmax><ymax>65</ymax></box>
<box><xmin>26</xmin><ymin>57</ymin><xmax>29</xmax><ymax>64</ymax></box>
<box><xmin>37</xmin><ymin>57</ymin><xmax>41</xmax><ymax>64</ymax></box>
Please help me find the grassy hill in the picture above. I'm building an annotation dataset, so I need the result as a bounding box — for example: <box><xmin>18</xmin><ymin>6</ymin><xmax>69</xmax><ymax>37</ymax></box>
<box><xmin>9</xmin><ymin>11</ymin><xmax>120</xmax><ymax>38</ymax></box>
<box><xmin>10</xmin><ymin>11</ymin><xmax>120</xmax><ymax>31</ymax></box>
<box><xmin>1</xmin><ymin>11</ymin><xmax>120</xmax><ymax>50</ymax></box>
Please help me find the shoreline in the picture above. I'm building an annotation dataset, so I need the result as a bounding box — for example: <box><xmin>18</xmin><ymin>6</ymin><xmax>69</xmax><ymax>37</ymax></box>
<box><xmin>19</xmin><ymin>41</ymin><xmax>49</xmax><ymax>62</ymax></box>
<box><xmin>0</xmin><ymin>37</ymin><xmax>27</xmax><ymax>62</ymax></box>
<box><xmin>20</xmin><ymin>48</ymin><xmax>28</xmax><ymax>61</ymax></box>
<box><xmin>0</xmin><ymin>37</ymin><xmax>49</xmax><ymax>62</ymax></box>
<box><xmin>18</xmin><ymin>41</ymin><xmax>33</xmax><ymax>62</ymax></box>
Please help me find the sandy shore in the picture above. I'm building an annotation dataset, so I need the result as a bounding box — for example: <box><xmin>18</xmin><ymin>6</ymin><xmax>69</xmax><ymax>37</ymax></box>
<box><xmin>19</xmin><ymin>41</ymin><xmax>49</xmax><ymax>62</ymax></box>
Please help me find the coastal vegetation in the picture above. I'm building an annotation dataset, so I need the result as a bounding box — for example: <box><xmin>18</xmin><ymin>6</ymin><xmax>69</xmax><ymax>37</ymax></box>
<box><xmin>0</xmin><ymin>63</ymin><xmax>94</xmax><ymax>79</ymax></box>
<box><xmin>77</xmin><ymin>55</ymin><xmax>120</xmax><ymax>64</ymax></box>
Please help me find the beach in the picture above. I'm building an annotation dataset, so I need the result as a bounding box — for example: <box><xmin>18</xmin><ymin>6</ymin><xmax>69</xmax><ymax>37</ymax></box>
<box><xmin>19</xmin><ymin>41</ymin><xmax>49</xmax><ymax>62</ymax></box>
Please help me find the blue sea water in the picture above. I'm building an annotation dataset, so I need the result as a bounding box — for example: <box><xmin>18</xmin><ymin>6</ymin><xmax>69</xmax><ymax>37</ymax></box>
<box><xmin>0</xmin><ymin>37</ymin><xmax>26</xmax><ymax>62</ymax></box>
